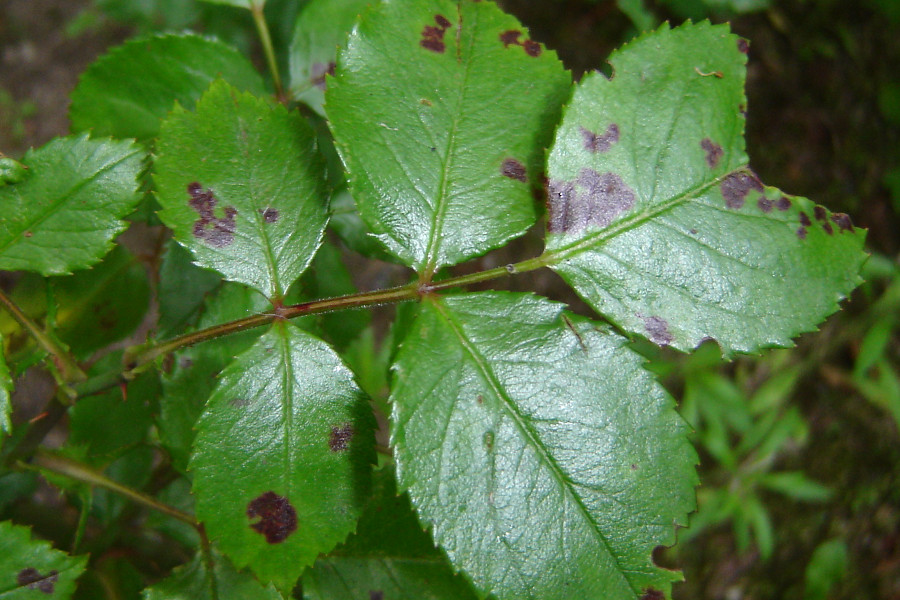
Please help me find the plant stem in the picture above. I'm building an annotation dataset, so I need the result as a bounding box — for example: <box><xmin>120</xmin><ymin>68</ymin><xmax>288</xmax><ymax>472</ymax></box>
<box><xmin>250</xmin><ymin>1</ymin><xmax>283</xmax><ymax>100</ymax></box>
<box><xmin>0</xmin><ymin>287</ymin><xmax>86</xmax><ymax>384</ymax></box>
<box><xmin>25</xmin><ymin>450</ymin><xmax>199</xmax><ymax>529</ymax></box>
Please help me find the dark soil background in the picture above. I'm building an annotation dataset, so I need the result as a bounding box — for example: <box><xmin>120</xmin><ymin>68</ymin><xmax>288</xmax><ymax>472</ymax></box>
<box><xmin>1</xmin><ymin>0</ymin><xmax>898</xmax><ymax>598</ymax></box>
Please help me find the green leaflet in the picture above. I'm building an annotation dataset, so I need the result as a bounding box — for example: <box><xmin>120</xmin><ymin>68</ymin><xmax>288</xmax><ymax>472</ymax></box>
<box><xmin>0</xmin><ymin>135</ymin><xmax>144</xmax><ymax>275</ymax></box>
<box><xmin>190</xmin><ymin>321</ymin><xmax>374</xmax><ymax>591</ymax></box>
<box><xmin>156</xmin><ymin>239</ymin><xmax>222</xmax><ymax>339</ymax></box>
<box><xmin>69</xmin><ymin>33</ymin><xmax>266</xmax><ymax>141</ymax></box>
<box><xmin>155</xmin><ymin>80</ymin><xmax>328</xmax><ymax>300</ymax></box>
<box><xmin>302</xmin><ymin>468</ymin><xmax>483</xmax><ymax>600</ymax></box>
<box><xmin>327</xmin><ymin>0</ymin><xmax>570</xmax><ymax>273</ymax></box>
<box><xmin>198</xmin><ymin>0</ymin><xmax>261</xmax><ymax>8</ymax></box>
<box><xmin>0</xmin><ymin>520</ymin><xmax>88</xmax><ymax>598</ymax></box>
<box><xmin>0</xmin><ymin>333</ymin><xmax>10</xmax><ymax>437</ymax></box>
<box><xmin>287</xmin><ymin>0</ymin><xmax>371</xmax><ymax>115</ymax></box>
<box><xmin>391</xmin><ymin>292</ymin><xmax>697</xmax><ymax>600</ymax></box>
<box><xmin>544</xmin><ymin>22</ymin><xmax>866</xmax><ymax>356</ymax></box>
<box><xmin>143</xmin><ymin>549</ymin><xmax>281</xmax><ymax>600</ymax></box>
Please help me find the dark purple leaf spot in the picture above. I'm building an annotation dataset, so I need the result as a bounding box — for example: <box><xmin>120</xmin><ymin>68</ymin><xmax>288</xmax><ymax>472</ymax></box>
<box><xmin>329</xmin><ymin>423</ymin><xmax>354</xmax><ymax>452</ymax></box>
<box><xmin>689</xmin><ymin>228</ymin><xmax>698</xmax><ymax>235</ymax></box>
<box><xmin>700</xmin><ymin>138</ymin><xmax>723</xmax><ymax>168</ymax></box>
<box><xmin>499</xmin><ymin>29</ymin><xmax>521</xmax><ymax>47</ymax></box>
<box><xmin>247</xmin><ymin>491</ymin><xmax>297</xmax><ymax>544</ymax></box>
<box><xmin>631</xmin><ymin>463</ymin><xmax>638</xmax><ymax>470</ymax></box>
<box><xmin>814</xmin><ymin>205</ymin><xmax>827</xmax><ymax>222</ymax></box>
<box><xmin>797</xmin><ymin>227</ymin><xmax>807</xmax><ymax>240</ymax></box>
<box><xmin>187</xmin><ymin>183</ymin><xmax>237</xmax><ymax>248</ymax></box>
<box><xmin>547</xmin><ymin>169</ymin><xmax>636</xmax><ymax>233</ymax></box>
<box><xmin>580</xmin><ymin>124</ymin><xmax>619</xmax><ymax>153</ymax></box>
<box><xmin>757</xmin><ymin>197</ymin><xmax>773</xmax><ymax>213</ymax></box>
<box><xmin>720</xmin><ymin>171</ymin><xmax>763</xmax><ymax>209</ymax></box>
<box><xmin>260</xmin><ymin>207</ymin><xmax>279</xmax><ymax>223</ymax></box>
<box><xmin>643</xmin><ymin>316</ymin><xmax>674</xmax><ymax>347</ymax></box>
<box><xmin>822</xmin><ymin>221</ymin><xmax>834</xmax><ymax>235</ymax></box>
<box><xmin>310</xmin><ymin>62</ymin><xmax>336</xmax><ymax>90</ymax></box>
<box><xmin>420</xmin><ymin>14</ymin><xmax>451</xmax><ymax>53</ymax></box>
<box><xmin>500</xmin><ymin>158</ymin><xmax>527</xmax><ymax>182</ymax></box>
<box><xmin>369</xmin><ymin>592</ymin><xmax>384</xmax><ymax>600</ymax></box>
<box><xmin>776</xmin><ymin>196</ymin><xmax>791</xmax><ymax>211</ymax></box>
<box><xmin>831</xmin><ymin>212</ymin><xmax>854</xmax><ymax>232</ymax></box>
<box><xmin>799</xmin><ymin>212</ymin><xmax>812</xmax><ymax>227</ymax></box>
<box><xmin>641</xmin><ymin>589</ymin><xmax>665</xmax><ymax>600</ymax></box>
<box><xmin>477</xmin><ymin>394</ymin><xmax>484</xmax><ymax>404</ymax></box>
<box><xmin>737</xmin><ymin>38</ymin><xmax>750</xmax><ymax>54</ymax></box>
<box><xmin>17</xmin><ymin>568</ymin><xmax>58</xmax><ymax>594</ymax></box>
<box><xmin>523</xmin><ymin>39</ymin><xmax>542</xmax><ymax>57</ymax></box>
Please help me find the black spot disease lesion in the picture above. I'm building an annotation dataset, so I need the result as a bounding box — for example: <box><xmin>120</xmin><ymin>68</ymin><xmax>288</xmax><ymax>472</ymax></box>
<box><xmin>187</xmin><ymin>182</ymin><xmax>238</xmax><ymax>248</ymax></box>
<box><xmin>641</xmin><ymin>588</ymin><xmax>665</xmax><ymax>600</ymax></box>
<box><xmin>500</xmin><ymin>158</ymin><xmax>527</xmax><ymax>182</ymax></box>
<box><xmin>720</xmin><ymin>171</ymin><xmax>763</xmax><ymax>209</ymax></box>
<box><xmin>498</xmin><ymin>29</ymin><xmax>542</xmax><ymax>56</ymax></box>
<box><xmin>420</xmin><ymin>14</ymin><xmax>452</xmax><ymax>53</ymax></box>
<box><xmin>700</xmin><ymin>138</ymin><xmax>723</xmax><ymax>168</ymax></box>
<box><xmin>643</xmin><ymin>316</ymin><xmax>674</xmax><ymax>347</ymax></box>
<box><xmin>369</xmin><ymin>591</ymin><xmax>384</xmax><ymax>600</ymax></box>
<box><xmin>581</xmin><ymin>124</ymin><xmax>620</xmax><ymax>153</ymax></box>
<box><xmin>17</xmin><ymin>568</ymin><xmax>59</xmax><ymax>594</ymax></box>
<box><xmin>259</xmin><ymin>207</ymin><xmax>279</xmax><ymax>224</ymax></box>
<box><xmin>329</xmin><ymin>423</ymin><xmax>354</xmax><ymax>452</ymax></box>
<box><xmin>246</xmin><ymin>491</ymin><xmax>298</xmax><ymax>544</ymax></box>
<box><xmin>547</xmin><ymin>169</ymin><xmax>636</xmax><ymax>234</ymax></box>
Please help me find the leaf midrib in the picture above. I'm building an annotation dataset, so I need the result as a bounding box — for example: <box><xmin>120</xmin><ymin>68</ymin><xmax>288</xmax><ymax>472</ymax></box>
<box><xmin>421</xmin><ymin>5</ymin><xmax>475</xmax><ymax>276</ymax></box>
<box><xmin>544</xmin><ymin>169</ymin><xmax>737</xmax><ymax>266</ymax></box>
<box><xmin>429</xmin><ymin>297</ymin><xmax>637</xmax><ymax>596</ymax></box>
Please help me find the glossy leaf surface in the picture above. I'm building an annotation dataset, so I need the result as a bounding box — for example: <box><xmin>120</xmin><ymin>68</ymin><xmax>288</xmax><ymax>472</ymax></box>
<box><xmin>0</xmin><ymin>520</ymin><xmax>88</xmax><ymax>598</ymax></box>
<box><xmin>544</xmin><ymin>22</ymin><xmax>866</xmax><ymax>356</ymax></box>
<box><xmin>69</xmin><ymin>33</ymin><xmax>266</xmax><ymax>141</ymax></box>
<box><xmin>0</xmin><ymin>135</ymin><xmax>144</xmax><ymax>275</ymax></box>
<box><xmin>303</xmin><ymin>468</ymin><xmax>482</xmax><ymax>600</ymax></box>
<box><xmin>288</xmin><ymin>0</ymin><xmax>371</xmax><ymax>115</ymax></box>
<box><xmin>155</xmin><ymin>80</ymin><xmax>328</xmax><ymax>300</ymax></box>
<box><xmin>190</xmin><ymin>321</ymin><xmax>374</xmax><ymax>590</ymax></box>
<box><xmin>0</xmin><ymin>334</ymin><xmax>10</xmax><ymax>437</ymax></box>
<box><xmin>327</xmin><ymin>0</ymin><xmax>570</xmax><ymax>273</ymax></box>
<box><xmin>143</xmin><ymin>550</ymin><xmax>281</xmax><ymax>600</ymax></box>
<box><xmin>391</xmin><ymin>292</ymin><xmax>696</xmax><ymax>600</ymax></box>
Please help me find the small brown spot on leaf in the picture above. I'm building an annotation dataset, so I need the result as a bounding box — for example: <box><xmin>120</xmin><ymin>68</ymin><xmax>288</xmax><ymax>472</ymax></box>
<box><xmin>500</xmin><ymin>29</ymin><xmax>521</xmax><ymax>47</ymax></box>
<box><xmin>737</xmin><ymin>38</ymin><xmax>750</xmax><ymax>54</ymax></box>
<box><xmin>813</xmin><ymin>205</ymin><xmax>827</xmax><ymax>222</ymax></box>
<box><xmin>700</xmin><ymin>138</ymin><xmax>723</xmax><ymax>168</ymax></box>
<box><xmin>548</xmin><ymin>169</ymin><xmax>635</xmax><ymax>233</ymax></box>
<box><xmin>23</xmin><ymin>231</ymin><xmax>32</xmax><ymax>238</ymax></box>
<box><xmin>477</xmin><ymin>395</ymin><xmax>484</xmax><ymax>405</ymax></box>
<box><xmin>776</xmin><ymin>196</ymin><xmax>791</xmax><ymax>211</ymax></box>
<box><xmin>329</xmin><ymin>423</ymin><xmax>354</xmax><ymax>452</ymax></box>
<box><xmin>420</xmin><ymin>14</ymin><xmax>451</xmax><ymax>53</ymax></box>
<box><xmin>187</xmin><ymin>183</ymin><xmax>237</xmax><ymax>247</ymax></box>
<box><xmin>822</xmin><ymin>221</ymin><xmax>834</xmax><ymax>235</ymax></box>
<box><xmin>17</xmin><ymin>568</ymin><xmax>58</xmax><ymax>594</ymax></box>
<box><xmin>370</xmin><ymin>592</ymin><xmax>384</xmax><ymax>600</ymax></box>
<box><xmin>310</xmin><ymin>62</ymin><xmax>335</xmax><ymax>90</ymax></box>
<box><xmin>247</xmin><ymin>491</ymin><xmax>298</xmax><ymax>544</ymax></box>
<box><xmin>720</xmin><ymin>171</ymin><xmax>763</xmax><ymax>209</ymax></box>
<box><xmin>757</xmin><ymin>197</ymin><xmax>773</xmax><ymax>213</ymax></box>
<box><xmin>523</xmin><ymin>39</ymin><xmax>542</xmax><ymax>57</ymax></box>
<box><xmin>797</xmin><ymin>227</ymin><xmax>807</xmax><ymax>240</ymax></box>
<box><xmin>581</xmin><ymin>124</ymin><xmax>619</xmax><ymax>153</ymax></box>
<box><xmin>641</xmin><ymin>589</ymin><xmax>665</xmax><ymax>600</ymax></box>
<box><xmin>421</xmin><ymin>98</ymin><xmax>433</xmax><ymax>106</ymax></box>
<box><xmin>501</xmin><ymin>158</ymin><xmax>527</xmax><ymax>182</ymax></box>
<box><xmin>643</xmin><ymin>316</ymin><xmax>674</xmax><ymax>347</ymax></box>
<box><xmin>831</xmin><ymin>213</ymin><xmax>854</xmax><ymax>232</ymax></box>
<box><xmin>260</xmin><ymin>207</ymin><xmax>279</xmax><ymax>223</ymax></box>
<box><xmin>799</xmin><ymin>212</ymin><xmax>812</xmax><ymax>227</ymax></box>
